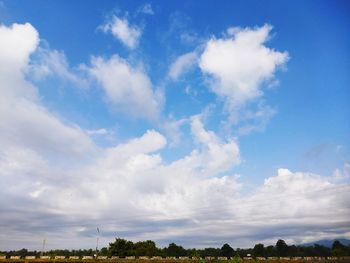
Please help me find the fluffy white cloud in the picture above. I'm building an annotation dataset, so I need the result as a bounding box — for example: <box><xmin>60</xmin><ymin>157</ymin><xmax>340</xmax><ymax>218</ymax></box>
<box><xmin>87</xmin><ymin>55</ymin><xmax>162</xmax><ymax>120</ymax></box>
<box><xmin>0</xmin><ymin>22</ymin><xmax>96</xmax><ymax>230</ymax></box>
<box><xmin>168</xmin><ymin>51</ymin><xmax>198</xmax><ymax>80</ymax></box>
<box><xmin>199</xmin><ymin>24</ymin><xmax>289</xmax><ymax>111</ymax></box>
<box><xmin>0</xmin><ymin>23</ymin><xmax>38</xmax><ymax>72</ymax></box>
<box><xmin>0</xmin><ymin>23</ymin><xmax>39</xmax><ymax>101</ymax></box>
<box><xmin>101</xmin><ymin>15</ymin><xmax>141</xmax><ymax>49</ymax></box>
<box><xmin>0</xmin><ymin>23</ymin><xmax>98</xmax><ymax>251</ymax></box>
<box><xmin>0</xmin><ymin>23</ymin><xmax>95</xmax><ymax>158</ymax></box>
<box><xmin>1</xmin><ymin>114</ymin><xmax>349</xmax><ymax>249</ymax></box>
<box><xmin>190</xmin><ymin>115</ymin><xmax>240</xmax><ymax>175</ymax></box>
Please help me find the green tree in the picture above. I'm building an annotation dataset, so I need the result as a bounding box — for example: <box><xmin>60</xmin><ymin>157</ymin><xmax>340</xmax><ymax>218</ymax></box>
<box><xmin>221</xmin><ymin>244</ymin><xmax>234</xmax><ymax>257</ymax></box>
<box><xmin>165</xmin><ymin>243</ymin><xmax>187</xmax><ymax>257</ymax></box>
<box><xmin>275</xmin><ymin>239</ymin><xmax>288</xmax><ymax>257</ymax></box>
<box><xmin>332</xmin><ymin>240</ymin><xmax>346</xmax><ymax>257</ymax></box>
<box><xmin>16</xmin><ymin>249</ymin><xmax>28</xmax><ymax>258</ymax></box>
<box><xmin>202</xmin><ymin>247</ymin><xmax>220</xmax><ymax>257</ymax></box>
<box><xmin>108</xmin><ymin>238</ymin><xmax>134</xmax><ymax>257</ymax></box>
<box><xmin>313</xmin><ymin>244</ymin><xmax>330</xmax><ymax>257</ymax></box>
<box><xmin>253</xmin><ymin>243</ymin><xmax>264</xmax><ymax>257</ymax></box>
<box><xmin>99</xmin><ymin>247</ymin><xmax>108</xmax><ymax>256</ymax></box>
<box><xmin>265</xmin><ymin>245</ymin><xmax>275</xmax><ymax>257</ymax></box>
<box><xmin>134</xmin><ymin>240</ymin><xmax>159</xmax><ymax>256</ymax></box>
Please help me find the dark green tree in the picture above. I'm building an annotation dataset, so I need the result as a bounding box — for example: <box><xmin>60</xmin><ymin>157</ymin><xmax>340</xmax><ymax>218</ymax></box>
<box><xmin>134</xmin><ymin>240</ymin><xmax>159</xmax><ymax>256</ymax></box>
<box><xmin>275</xmin><ymin>239</ymin><xmax>288</xmax><ymax>257</ymax></box>
<box><xmin>265</xmin><ymin>245</ymin><xmax>275</xmax><ymax>257</ymax></box>
<box><xmin>221</xmin><ymin>243</ymin><xmax>234</xmax><ymax>257</ymax></box>
<box><xmin>202</xmin><ymin>247</ymin><xmax>221</xmax><ymax>257</ymax></box>
<box><xmin>253</xmin><ymin>243</ymin><xmax>264</xmax><ymax>257</ymax></box>
<box><xmin>313</xmin><ymin>244</ymin><xmax>330</xmax><ymax>257</ymax></box>
<box><xmin>16</xmin><ymin>249</ymin><xmax>28</xmax><ymax>258</ymax></box>
<box><xmin>332</xmin><ymin>240</ymin><xmax>346</xmax><ymax>250</ymax></box>
<box><xmin>108</xmin><ymin>238</ymin><xmax>134</xmax><ymax>257</ymax></box>
<box><xmin>332</xmin><ymin>240</ymin><xmax>347</xmax><ymax>257</ymax></box>
<box><xmin>99</xmin><ymin>247</ymin><xmax>108</xmax><ymax>256</ymax></box>
<box><xmin>165</xmin><ymin>243</ymin><xmax>187</xmax><ymax>257</ymax></box>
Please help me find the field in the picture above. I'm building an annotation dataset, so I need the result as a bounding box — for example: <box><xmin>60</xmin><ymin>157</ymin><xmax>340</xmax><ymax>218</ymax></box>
<box><xmin>1</xmin><ymin>259</ymin><xmax>350</xmax><ymax>263</ymax></box>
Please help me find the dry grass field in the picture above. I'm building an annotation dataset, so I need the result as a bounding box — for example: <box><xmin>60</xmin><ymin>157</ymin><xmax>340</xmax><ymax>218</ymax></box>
<box><xmin>1</xmin><ymin>259</ymin><xmax>350</xmax><ymax>263</ymax></box>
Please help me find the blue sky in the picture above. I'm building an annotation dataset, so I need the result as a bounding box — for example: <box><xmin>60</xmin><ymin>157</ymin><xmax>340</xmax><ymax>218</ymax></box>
<box><xmin>0</xmin><ymin>0</ymin><xmax>349</xmax><ymax>250</ymax></box>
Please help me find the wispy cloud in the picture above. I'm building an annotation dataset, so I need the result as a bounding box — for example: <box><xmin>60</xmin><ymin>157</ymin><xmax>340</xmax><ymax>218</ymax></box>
<box><xmin>168</xmin><ymin>51</ymin><xmax>198</xmax><ymax>80</ymax></box>
<box><xmin>138</xmin><ymin>3</ymin><xmax>154</xmax><ymax>15</ymax></box>
<box><xmin>101</xmin><ymin>15</ymin><xmax>142</xmax><ymax>49</ymax></box>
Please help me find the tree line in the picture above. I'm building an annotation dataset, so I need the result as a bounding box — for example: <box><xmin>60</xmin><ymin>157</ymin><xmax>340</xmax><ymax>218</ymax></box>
<box><xmin>1</xmin><ymin>239</ymin><xmax>349</xmax><ymax>258</ymax></box>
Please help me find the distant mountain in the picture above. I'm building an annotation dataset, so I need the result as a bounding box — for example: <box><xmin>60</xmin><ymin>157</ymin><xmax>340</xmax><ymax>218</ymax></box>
<box><xmin>302</xmin><ymin>239</ymin><xmax>350</xmax><ymax>248</ymax></box>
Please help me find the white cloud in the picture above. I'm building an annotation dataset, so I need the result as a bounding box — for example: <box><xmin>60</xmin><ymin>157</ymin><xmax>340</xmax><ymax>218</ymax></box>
<box><xmin>332</xmin><ymin>163</ymin><xmax>350</xmax><ymax>183</ymax></box>
<box><xmin>161</xmin><ymin>117</ymin><xmax>188</xmax><ymax>147</ymax></box>
<box><xmin>0</xmin><ymin>99</ymin><xmax>96</xmax><ymax>158</ymax></box>
<box><xmin>87</xmin><ymin>128</ymin><xmax>109</xmax><ymax>136</ymax></box>
<box><xmin>236</xmin><ymin>103</ymin><xmax>277</xmax><ymax>135</ymax></box>
<box><xmin>199</xmin><ymin>24</ymin><xmax>289</xmax><ymax>111</ymax></box>
<box><xmin>87</xmin><ymin>55</ymin><xmax>162</xmax><ymax>120</ymax></box>
<box><xmin>0</xmin><ymin>23</ymin><xmax>38</xmax><ymax>72</ymax></box>
<box><xmin>27</xmin><ymin>47</ymin><xmax>85</xmax><ymax>86</ymax></box>
<box><xmin>138</xmin><ymin>3</ymin><xmax>154</xmax><ymax>15</ymax></box>
<box><xmin>0</xmin><ymin>22</ymin><xmax>96</xmax><ymax>225</ymax></box>
<box><xmin>168</xmin><ymin>51</ymin><xmax>197</xmax><ymax>80</ymax></box>
<box><xmin>101</xmin><ymin>15</ymin><xmax>142</xmax><ymax>49</ymax></box>
<box><xmin>1</xmin><ymin>112</ymin><xmax>349</xmax><ymax>249</ymax></box>
<box><xmin>0</xmin><ymin>23</ymin><xmax>98</xmax><ymax>252</ymax></box>
<box><xmin>0</xmin><ymin>23</ymin><xmax>95</xmax><ymax>158</ymax></box>
<box><xmin>190</xmin><ymin>115</ymin><xmax>240</xmax><ymax>175</ymax></box>
<box><xmin>0</xmin><ymin>23</ymin><xmax>39</xmax><ymax>101</ymax></box>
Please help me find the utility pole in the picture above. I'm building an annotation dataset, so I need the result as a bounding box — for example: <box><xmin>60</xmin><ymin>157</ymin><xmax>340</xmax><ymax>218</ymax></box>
<box><xmin>95</xmin><ymin>227</ymin><xmax>100</xmax><ymax>259</ymax></box>
<box><xmin>41</xmin><ymin>239</ymin><xmax>46</xmax><ymax>257</ymax></box>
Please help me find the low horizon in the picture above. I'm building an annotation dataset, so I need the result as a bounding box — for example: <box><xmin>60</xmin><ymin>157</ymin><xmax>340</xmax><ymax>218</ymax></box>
<box><xmin>0</xmin><ymin>0</ymin><xmax>349</xmax><ymax>251</ymax></box>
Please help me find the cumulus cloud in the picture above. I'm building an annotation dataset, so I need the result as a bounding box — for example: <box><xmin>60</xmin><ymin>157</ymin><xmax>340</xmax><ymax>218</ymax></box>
<box><xmin>101</xmin><ymin>15</ymin><xmax>142</xmax><ymax>49</ymax></box>
<box><xmin>199</xmin><ymin>24</ymin><xmax>289</xmax><ymax>112</ymax></box>
<box><xmin>0</xmin><ymin>23</ymin><xmax>95</xmax><ymax>158</ymax></box>
<box><xmin>0</xmin><ymin>22</ymin><xmax>97</xmax><ymax>249</ymax></box>
<box><xmin>168</xmin><ymin>51</ymin><xmax>198</xmax><ymax>80</ymax></box>
<box><xmin>0</xmin><ymin>23</ymin><xmax>39</xmax><ymax>101</ymax></box>
<box><xmin>87</xmin><ymin>55</ymin><xmax>162</xmax><ymax>120</ymax></box>
<box><xmin>2</xmin><ymin>124</ymin><xmax>349</xmax><ymax>249</ymax></box>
